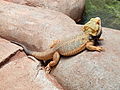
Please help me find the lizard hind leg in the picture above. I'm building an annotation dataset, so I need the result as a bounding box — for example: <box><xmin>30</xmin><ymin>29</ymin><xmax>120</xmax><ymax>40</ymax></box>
<box><xmin>45</xmin><ymin>51</ymin><xmax>60</xmax><ymax>74</ymax></box>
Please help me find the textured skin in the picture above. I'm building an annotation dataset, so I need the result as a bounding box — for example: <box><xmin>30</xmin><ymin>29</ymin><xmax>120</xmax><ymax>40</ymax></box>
<box><xmin>12</xmin><ymin>17</ymin><xmax>104</xmax><ymax>73</ymax></box>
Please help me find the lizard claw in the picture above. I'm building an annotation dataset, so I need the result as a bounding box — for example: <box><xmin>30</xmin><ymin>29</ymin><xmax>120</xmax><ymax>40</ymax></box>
<box><xmin>98</xmin><ymin>38</ymin><xmax>104</xmax><ymax>41</ymax></box>
<box><xmin>96</xmin><ymin>47</ymin><xmax>105</xmax><ymax>52</ymax></box>
<box><xmin>45</xmin><ymin>65</ymin><xmax>51</xmax><ymax>74</ymax></box>
<box><xmin>39</xmin><ymin>66</ymin><xmax>45</xmax><ymax>70</ymax></box>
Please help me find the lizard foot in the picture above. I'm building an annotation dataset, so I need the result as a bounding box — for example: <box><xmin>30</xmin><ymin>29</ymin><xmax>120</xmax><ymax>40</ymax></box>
<box><xmin>99</xmin><ymin>38</ymin><xmax>104</xmax><ymax>41</ymax></box>
<box><xmin>45</xmin><ymin>65</ymin><xmax>51</xmax><ymax>74</ymax></box>
<box><xmin>96</xmin><ymin>47</ymin><xmax>105</xmax><ymax>52</ymax></box>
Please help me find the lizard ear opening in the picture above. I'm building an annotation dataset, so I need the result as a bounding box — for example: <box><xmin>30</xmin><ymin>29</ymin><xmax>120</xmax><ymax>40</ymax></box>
<box><xmin>83</xmin><ymin>26</ymin><xmax>89</xmax><ymax>32</ymax></box>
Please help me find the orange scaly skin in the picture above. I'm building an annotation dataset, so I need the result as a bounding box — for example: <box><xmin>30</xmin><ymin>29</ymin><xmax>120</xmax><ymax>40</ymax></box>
<box><xmin>12</xmin><ymin>17</ymin><xmax>104</xmax><ymax>73</ymax></box>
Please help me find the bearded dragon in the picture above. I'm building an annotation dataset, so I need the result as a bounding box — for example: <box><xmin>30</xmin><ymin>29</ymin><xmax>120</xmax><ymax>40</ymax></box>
<box><xmin>11</xmin><ymin>17</ymin><xmax>104</xmax><ymax>73</ymax></box>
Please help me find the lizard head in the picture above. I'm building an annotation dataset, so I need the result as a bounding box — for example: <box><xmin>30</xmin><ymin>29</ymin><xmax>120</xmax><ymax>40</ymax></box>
<box><xmin>83</xmin><ymin>17</ymin><xmax>102</xmax><ymax>38</ymax></box>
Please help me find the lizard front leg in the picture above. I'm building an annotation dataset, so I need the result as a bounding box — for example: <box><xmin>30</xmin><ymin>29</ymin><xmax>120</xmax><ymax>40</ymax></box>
<box><xmin>45</xmin><ymin>51</ymin><xmax>60</xmax><ymax>73</ymax></box>
<box><xmin>86</xmin><ymin>41</ymin><xmax>104</xmax><ymax>51</ymax></box>
<box><xmin>49</xmin><ymin>40</ymin><xmax>60</xmax><ymax>48</ymax></box>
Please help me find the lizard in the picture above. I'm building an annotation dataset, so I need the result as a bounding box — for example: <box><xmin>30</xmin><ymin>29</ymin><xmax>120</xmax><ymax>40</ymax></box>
<box><xmin>11</xmin><ymin>17</ymin><xmax>104</xmax><ymax>73</ymax></box>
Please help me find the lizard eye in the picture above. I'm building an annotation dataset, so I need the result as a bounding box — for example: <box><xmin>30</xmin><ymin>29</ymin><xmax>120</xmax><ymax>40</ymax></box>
<box><xmin>96</xmin><ymin>20</ymin><xmax>100</xmax><ymax>24</ymax></box>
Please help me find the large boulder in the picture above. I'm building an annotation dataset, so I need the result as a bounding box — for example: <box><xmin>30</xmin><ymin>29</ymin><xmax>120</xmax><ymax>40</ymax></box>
<box><xmin>0</xmin><ymin>1</ymin><xmax>120</xmax><ymax>90</ymax></box>
<box><xmin>0</xmin><ymin>38</ymin><xmax>63</xmax><ymax>90</ymax></box>
<box><xmin>0</xmin><ymin>0</ymin><xmax>81</xmax><ymax>51</ymax></box>
<box><xmin>80</xmin><ymin>0</ymin><xmax>120</xmax><ymax>30</ymax></box>
<box><xmin>51</xmin><ymin>27</ymin><xmax>120</xmax><ymax>90</ymax></box>
<box><xmin>4</xmin><ymin>0</ymin><xmax>85</xmax><ymax>21</ymax></box>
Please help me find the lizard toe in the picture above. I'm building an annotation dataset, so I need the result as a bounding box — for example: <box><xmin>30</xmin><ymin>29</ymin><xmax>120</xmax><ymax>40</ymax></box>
<box><xmin>45</xmin><ymin>65</ymin><xmax>51</xmax><ymax>74</ymax></box>
<box><xmin>97</xmin><ymin>47</ymin><xmax>104</xmax><ymax>52</ymax></box>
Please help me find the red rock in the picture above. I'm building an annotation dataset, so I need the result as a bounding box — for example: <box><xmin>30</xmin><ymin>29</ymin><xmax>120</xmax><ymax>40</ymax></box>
<box><xmin>0</xmin><ymin>38</ymin><xmax>63</xmax><ymax>90</ymax></box>
<box><xmin>3</xmin><ymin>0</ymin><xmax>85</xmax><ymax>21</ymax></box>
<box><xmin>0</xmin><ymin>1</ymin><xmax>81</xmax><ymax>51</ymax></box>
<box><xmin>0</xmin><ymin>1</ymin><xmax>120</xmax><ymax>90</ymax></box>
<box><xmin>51</xmin><ymin>28</ymin><xmax>120</xmax><ymax>90</ymax></box>
<box><xmin>0</xmin><ymin>56</ymin><xmax>63</xmax><ymax>90</ymax></box>
<box><xmin>0</xmin><ymin>37</ymin><xmax>22</xmax><ymax>63</ymax></box>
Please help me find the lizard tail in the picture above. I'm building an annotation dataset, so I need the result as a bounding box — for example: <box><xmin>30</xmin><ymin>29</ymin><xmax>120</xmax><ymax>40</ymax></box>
<box><xmin>11</xmin><ymin>41</ymin><xmax>33</xmax><ymax>55</ymax></box>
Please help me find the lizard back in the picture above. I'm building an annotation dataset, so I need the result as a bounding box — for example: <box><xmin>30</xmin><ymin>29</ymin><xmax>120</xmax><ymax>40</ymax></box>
<box><xmin>57</xmin><ymin>33</ymin><xmax>89</xmax><ymax>56</ymax></box>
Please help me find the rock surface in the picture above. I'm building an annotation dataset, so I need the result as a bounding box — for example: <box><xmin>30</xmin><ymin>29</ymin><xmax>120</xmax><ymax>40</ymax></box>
<box><xmin>0</xmin><ymin>38</ymin><xmax>22</xmax><ymax>63</ymax></box>
<box><xmin>0</xmin><ymin>0</ymin><xmax>81</xmax><ymax>51</ymax></box>
<box><xmin>0</xmin><ymin>1</ymin><xmax>120</xmax><ymax>90</ymax></box>
<box><xmin>4</xmin><ymin>0</ymin><xmax>85</xmax><ymax>21</ymax></box>
<box><xmin>51</xmin><ymin>27</ymin><xmax>120</xmax><ymax>90</ymax></box>
<box><xmin>80</xmin><ymin>0</ymin><xmax>120</xmax><ymax>30</ymax></box>
<box><xmin>1</xmin><ymin>27</ymin><xmax>120</xmax><ymax>90</ymax></box>
<box><xmin>0</xmin><ymin>37</ymin><xmax>64</xmax><ymax>90</ymax></box>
